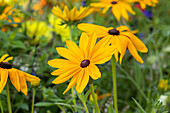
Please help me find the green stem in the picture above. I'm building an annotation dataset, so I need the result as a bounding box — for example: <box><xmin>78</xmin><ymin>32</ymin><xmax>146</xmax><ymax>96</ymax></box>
<box><xmin>69</xmin><ymin>26</ymin><xmax>72</xmax><ymax>41</ymax></box>
<box><xmin>112</xmin><ymin>56</ymin><xmax>118</xmax><ymax>113</ymax></box>
<box><xmin>6</xmin><ymin>83</ymin><xmax>12</xmax><ymax>113</ymax></box>
<box><xmin>31</xmin><ymin>88</ymin><xmax>36</xmax><ymax>113</ymax></box>
<box><xmin>57</xmin><ymin>105</ymin><xmax>66</xmax><ymax>113</ymax></box>
<box><xmin>0</xmin><ymin>97</ymin><xmax>4</xmax><ymax>113</ymax></box>
<box><xmin>89</xmin><ymin>79</ymin><xmax>100</xmax><ymax>113</ymax></box>
<box><xmin>151</xmin><ymin>108</ymin><xmax>157</xmax><ymax>113</ymax></box>
<box><xmin>77</xmin><ymin>93</ymin><xmax>89</xmax><ymax>113</ymax></box>
<box><xmin>71</xmin><ymin>87</ymin><xmax>77</xmax><ymax>112</ymax></box>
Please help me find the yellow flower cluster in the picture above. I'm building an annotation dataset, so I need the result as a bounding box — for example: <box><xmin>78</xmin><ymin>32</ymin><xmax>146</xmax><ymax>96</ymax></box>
<box><xmin>158</xmin><ymin>79</ymin><xmax>168</xmax><ymax>92</ymax></box>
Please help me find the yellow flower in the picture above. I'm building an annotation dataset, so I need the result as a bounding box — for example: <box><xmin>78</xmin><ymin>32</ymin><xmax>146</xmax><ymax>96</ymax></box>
<box><xmin>22</xmin><ymin>20</ymin><xmax>53</xmax><ymax>45</ymax></box>
<box><xmin>48</xmin><ymin>14</ymin><xmax>69</xmax><ymax>42</ymax></box>
<box><xmin>137</xmin><ymin>0</ymin><xmax>159</xmax><ymax>9</ymax></box>
<box><xmin>78</xmin><ymin>23</ymin><xmax>148</xmax><ymax>64</ymax></box>
<box><xmin>90</xmin><ymin>0</ymin><xmax>135</xmax><ymax>21</ymax></box>
<box><xmin>0</xmin><ymin>54</ymin><xmax>40</xmax><ymax>95</ymax></box>
<box><xmin>158</xmin><ymin>79</ymin><xmax>168</xmax><ymax>92</ymax></box>
<box><xmin>52</xmin><ymin>5</ymin><xmax>93</xmax><ymax>23</ymax></box>
<box><xmin>48</xmin><ymin>32</ymin><xmax>115</xmax><ymax>94</ymax></box>
<box><xmin>0</xmin><ymin>6</ymin><xmax>21</xmax><ymax>28</ymax></box>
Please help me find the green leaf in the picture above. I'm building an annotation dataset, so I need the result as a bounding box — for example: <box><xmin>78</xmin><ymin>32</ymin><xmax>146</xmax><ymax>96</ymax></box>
<box><xmin>84</xmin><ymin>89</ymin><xmax>91</xmax><ymax>102</ymax></box>
<box><xmin>14</xmin><ymin>103</ymin><xmax>29</xmax><ymax>111</ymax></box>
<box><xmin>9</xmin><ymin>31</ymin><xmax>17</xmax><ymax>40</ymax></box>
<box><xmin>34</xmin><ymin>102</ymin><xmax>55</xmax><ymax>107</ymax></box>
<box><xmin>11</xmin><ymin>41</ymin><xmax>25</xmax><ymax>49</ymax></box>
<box><xmin>132</xmin><ymin>98</ymin><xmax>146</xmax><ymax>113</ymax></box>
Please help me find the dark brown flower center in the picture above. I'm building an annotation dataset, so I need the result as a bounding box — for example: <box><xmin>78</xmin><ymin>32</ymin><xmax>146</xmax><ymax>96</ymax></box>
<box><xmin>111</xmin><ymin>1</ymin><xmax>117</xmax><ymax>4</ymax></box>
<box><xmin>80</xmin><ymin>60</ymin><xmax>90</xmax><ymax>68</ymax></box>
<box><xmin>0</xmin><ymin>62</ymin><xmax>12</xmax><ymax>69</ymax></box>
<box><xmin>108</xmin><ymin>28</ymin><xmax>119</xmax><ymax>35</ymax></box>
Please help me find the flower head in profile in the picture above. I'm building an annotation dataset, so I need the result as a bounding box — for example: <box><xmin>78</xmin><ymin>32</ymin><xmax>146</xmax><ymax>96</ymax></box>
<box><xmin>90</xmin><ymin>0</ymin><xmax>135</xmax><ymax>21</ymax></box>
<box><xmin>0</xmin><ymin>54</ymin><xmax>40</xmax><ymax>95</ymax></box>
<box><xmin>136</xmin><ymin>0</ymin><xmax>159</xmax><ymax>9</ymax></box>
<box><xmin>78</xmin><ymin>23</ymin><xmax>148</xmax><ymax>64</ymax></box>
<box><xmin>52</xmin><ymin>5</ymin><xmax>93</xmax><ymax>24</ymax></box>
<box><xmin>48</xmin><ymin>32</ymin><xmax>115</xmax><ymax>94</ymax></box>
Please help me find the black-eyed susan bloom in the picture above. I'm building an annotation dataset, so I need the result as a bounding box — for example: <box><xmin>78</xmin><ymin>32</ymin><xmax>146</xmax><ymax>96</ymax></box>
<box><xmin>78</xmin><ymin>23</ymin><xmax>148</xmax><ymax>64</ymax></box>
<box><xmin>52</xmin><ymin>5</ymin><xmax>93</xmax><ymax>23</ymax></box>
<box><xmin>48</xmin><ymin>32</ymin><xmax>115</xmax><ymax>94</ymax></box>
<box><xmin>90</xmin><ymin>0</ymin><xmax>135</xmax><ymax>21</ymax></box>
<box><xmin>0</xmin><ymin>54</ymin><xmax>40</xmax><ymax>95</ymax></box>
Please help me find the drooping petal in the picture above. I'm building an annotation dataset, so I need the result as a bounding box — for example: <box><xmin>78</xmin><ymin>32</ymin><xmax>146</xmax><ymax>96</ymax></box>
<box><xmin>120</xmin><ymin>32</ymin><xmax>148</xmax><ymax>52</ymax></box>
<box><xmin>127</xmin><ymin>38</ymin><xmax>144</xmax><ymax>63</ymax></box>
<box><xmin>0</xmin><ymin>68</ymin><xmax>8</xmax><ymax>93</ymax></box>
<box><xmin>120</xmin><ymin>7</ymin><xmax>129</xmax><ymax>21</ymax></box>
<box><xmin>52</xmin><ymin>68</ymin><xmax>81</xmax><ymax>84</ymax></box>
<box><xmin>48</xmin><ymin>59</ymin><xmax>77</xmax><ymax>68</ymax></box>
<box><xmin>22</xmin><ymin>70</ymin><xmax>40</xmax><ymax>83</ymax></box>
<box><xmin>56</xmin><ymin>47</ymin><xmax>80</xmax><ymax>64</ymax></box>
<box><xmin>102</xmin><ymin>5</ymin><xmax>111</xmax><ymax>13</ymax></box>
<box><xmin>116</xmin><ymin>26</ymin><xmax>130</xmax><ymax>32</ymax></box>
<box><xmin>77</xmin><ymin>23</ymin><xmax>109</xmax><ymax>38</ymax></box>
<box><xmin>52</xmin><ymin>6</ymin><xmax>65</xmax><ymax>21</ymax></box>
<box><xmin>119</xmin><ymin>1</ymin><xmax>135</xmax><ymax>15</ymax></box>
<box><xmin>88</xmin><ymin>64</ymin><xmax>101</xmax><ymax>80</ymax></box>
<box><xmin>76</xmin><ymin>68</ymin><xmax>89</xmax><ymax>93</ymax></box>
<box><xmin>112</xmin><ymin>5</ymin><xmax>121</xmax><ymax>21</ymax></box>
<box><xmin>63</xmin><ymin>74</ymin><xmax>79</xmax><ymax>94</ymax></box>
<box><xmin>17</xmin><ymin>70</ymin><xmax>28</xmax><ymax>95</ymax></box>
<box><xmin>8</xmin><ymin>68</ymin><xmax>20</xmax><ymax>92</ymax></box>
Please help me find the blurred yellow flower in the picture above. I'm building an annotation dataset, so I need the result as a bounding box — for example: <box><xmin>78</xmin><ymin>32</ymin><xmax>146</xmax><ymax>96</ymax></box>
<box><xmin>0</xmin><ymin>6</ymin><xmax>21</xmax><ymax>31</ymax></box>
<box><xmin>22</xmin><ymin>20</ymin><xmax>53</xmax><ymax>45</ymax></box>
<box><xmin>78</xmin><ymin>23</ymin><xmax>148</xmax><ymax>64</ymax></box>
<box><xmin>137</xmin><ymin>0</ymin><xmax>159</xmax><ymax>9</ymax></box>
<box><xmin>52</xmin><ymin>5</ymin><xmax>93</xmax><ymax>23</ymax></box>
<box><xmin>0</xmin><ymin>54</ymin><xmax>40</xmax><ymax>95</ymax></box>
<box><xmin>48</xmin><ymin>32</ymin><xmax>115</xmax><ymax>94</ymax></box>
<box><xmin>158</xmin><ymin>79</ymin><xmax>168</xmax><ymax>92</ymax></box>
<box><xmin>48</xmin><ymin>14</ymin><xmax>69</xmax><ymax>42</ymax></box>
<box><xmin>90</xmin><ymin>0</ymin><xmax>135</xmax><ymax>21</ymax></box>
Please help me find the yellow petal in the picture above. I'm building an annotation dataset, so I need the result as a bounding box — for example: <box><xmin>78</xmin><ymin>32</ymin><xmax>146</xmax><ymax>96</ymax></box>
<box><xmin>8</xmin><ymin>68</ymin><xmax>20</xmax><ymax>92</ymax></box>
<box><xmin>79</xmin><ymin>32</ymin><xmax>89</xmax><ymax>59</ymax></box>
<box><xmin>56</xmin><ymin>47</ymin><xmax>80</xmax><ymax>64</ymax></box>
<box><xmin>116</xmin><ymin>25</ymin><xmax>130</xmax><ymax>32</ymax></box>
<box><xmin>52</xmin><ymin>68</ymin><xmax>81</xmax><ymax>84</ymax></box>
<box><xmin>119</xmin><ymin>1</ymin><xmax>135</xmax><ymax>15</ymax></box>
<box><xmin>88</xmin><ymin>64</ymin><xmax>101</xmax><ymax>80</ymax></box>
<box><xmin>87</xmin><ymin>32</ymin><xmax>98</xmax><ymax>58</ymax></box>
<box><xmin>91</xmin><ymin>35</ymin><xmax>112</xmax><ymax>58</ymax></box>
<box><xmin>0</xmin><ymin>54</ymin><xmax>9</xmax><ymax>62</ymax></box>
<box><xmin>66</xmin><ymin>40</ymin><xmax>84</xmax><ymax>61</ymax></box>
<box><xmin>48</xmin><ymin>59</ymin><xmax>77</xmax><ymax>68</ymax></box>
<box><xmin>102</xmin><ymin>5</ymin><xmax>111</xmax><ymax>13</ymax></box>
<box><xmin>17</xmin><ymin>70</ymin><xmax>28</xmax><ymax>95</ymax></box>
<box><xmin>77</xmin><ymin>23</ymin><xmax>109</xmax><ymax>38</ymax></box>
<box><xmin>3</xmin><ymin>56</ymin><xmax>13</xmax><ymax>62</ymax></box>
<box><xmin>0</xmin><ymin>68</ymin><xmax>8</xmax><ymax>93</ymax></box>
<box><xmin>51</xmin><ymin>65</ymin><xmax>78</xmax><ymax>76</ymax></box>
<box><xmin>22</xmin><ymin>70</ymin><xmax>40</xmax><ymax>83</ymax></box>
<box><xmin>112</xmin><ymin>5</ymin><xmax>121</xmax><ymax>21</ymax></box>
<box><xmin>76</xmin><ymin>68</ymin><xmax>89</xmax><ymax>93</ymax></box>
<box><xmin>120</xmin><ymin>32</ymin><xmax>148</xmax><ymax>52</ymax></box>
<box><xmin>127</xmin><ymin>38</ymin><xmax>144</xmax><ymax>63</ymax></box>
<box><xmin>70</xmin><ymin>7</ymin><xmax>77</xmax><ymax>21</ymax></box>
<box><xmin>120</xmin><ymin>7</ymin><xmax>129</xmax><ymax>21</ymax></box>
<box><xmin>118</xmin><ymin>36</ymin><xmax>128</xmax><ymax>64</ymax></box>
<box><xmin>63</xmin><ymin>74</ymin><xmax>79</xmax><ymax>94</ymax></box>
<box><xmin>52</xmin><ymin>6</ymin><xmax>65</xmax><ymax>21</ymax></box>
